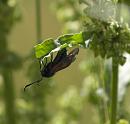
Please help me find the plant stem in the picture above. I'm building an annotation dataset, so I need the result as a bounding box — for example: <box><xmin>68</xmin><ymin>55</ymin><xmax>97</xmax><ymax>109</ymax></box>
<box><xmin>3</xmin><ymin>68</ymin><xmax>16</xmax><ymax>124</ymax></box>
<box><xmin>110</xmin><ymin>58</ymin><xmax>119</xmax><ymax>124</ymax></box>
<box><xmin>30</xmin><ymin>1</ymin><xmax>47</xmax><ymax>124</ymax></box>
<box><xmin>35</xmin><ymin>0</ymin><xmax>42</xmax><ymax>42</ymax></box>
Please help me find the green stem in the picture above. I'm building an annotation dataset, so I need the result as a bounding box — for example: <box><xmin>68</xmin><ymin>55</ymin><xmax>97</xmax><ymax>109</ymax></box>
<box><xmin>2</xmin><ymin>68</ymin><xmax>16</xmax><ymax>124</ymax></box>
<box><xmin>110</xmin><ymin>58</ymin><xmax>119</xmax><ymax>124</ymax></box>
<box><xmin>35</xmin><ymin>0</ymin><xmax>42</xmax><ymax>42</ymax></box>
<box><xmin>30</xmin><ymin>0</ymin><xmax>47</xmax><ymax>124</ymax></box>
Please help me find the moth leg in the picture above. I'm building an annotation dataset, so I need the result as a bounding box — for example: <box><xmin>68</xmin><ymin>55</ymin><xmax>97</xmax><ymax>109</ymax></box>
<box><xmin>38</xmin><ymin>59</ymin><xmax>42</xmax><ymax>70</ymax></box>
<box><xmin>41</xmin><ymin>57</ymin><xmax>47</xmax><ymax>69</ymax></box>
<box><xmin>44</xmin><ymin>58</ymin><xmax>47</xmax><ymax>67</ymax></box>
<box><xmin>51</xmin><ymin>53</ymin><xmax>53</xmax><ymax>62</ymax></box>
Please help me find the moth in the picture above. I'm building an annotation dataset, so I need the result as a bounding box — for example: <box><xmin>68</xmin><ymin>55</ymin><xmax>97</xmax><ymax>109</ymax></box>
<box><xmin>24</xmin><ymin>48</ymin><xmax>79</xmax><ymax>91</ymax></box>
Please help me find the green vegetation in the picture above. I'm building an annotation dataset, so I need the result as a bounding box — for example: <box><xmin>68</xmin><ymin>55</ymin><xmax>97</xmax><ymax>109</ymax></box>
<box><xmin>0</xmin><ymin>0</ymin><xmax>130</xmax><ymax>124</ymax></box>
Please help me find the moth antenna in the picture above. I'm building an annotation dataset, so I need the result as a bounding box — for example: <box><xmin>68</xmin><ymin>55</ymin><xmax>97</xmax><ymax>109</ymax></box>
<box><xmin>24</xmin><ymin>78</ymin><xmax>43</xmax><ymax>91</ymax></box>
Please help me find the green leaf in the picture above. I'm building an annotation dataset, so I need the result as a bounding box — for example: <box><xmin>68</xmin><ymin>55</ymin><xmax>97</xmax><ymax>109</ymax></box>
<box><xmin>34</xmin><ymin>38</ymin><xmax>57</xmax><ymax>59</ymax></box>
<box><xmin>57</xmin><ymin>32</ymin><xmax>85</xmax><ymax>46</ymax></box>
<box><xmin>34</xmin><ymin>32</ymin><xmax>88</xmax><ymax>59</ymax></box>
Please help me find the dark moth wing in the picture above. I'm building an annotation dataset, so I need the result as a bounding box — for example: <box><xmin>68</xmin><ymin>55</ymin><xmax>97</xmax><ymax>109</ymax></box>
<box><xmin>51</xmin><ymin>48</ymin><xmax>79</xmax><ymax>73</ymax></box>
<box><xmin>52</xmin><ymin>48</ymin><xmax>67</xmax><ymax>64</ymax></box>
<box><xmin>68</xmin><ymin>48</ymin><xmax>79</xmax><ymax>61</ymax></box>
<box><xmin>41</xmin><ymin>48</ymin><xmax>67</xmax><ymax>77</ymax></box>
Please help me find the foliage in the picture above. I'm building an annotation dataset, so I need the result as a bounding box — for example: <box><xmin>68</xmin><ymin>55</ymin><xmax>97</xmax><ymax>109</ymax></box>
<box><xmin>36</xmin><ymin>0</ymin><xmax>130</xmax><ymax>65</ymax></box>
<box><xmin>0</xmin><ymin>0</ymin><xmax>21</xmax><ymax>124</ymax></box>
<box><xmin>35</xmin><ymin>32</ymin><xmax>85</xmax><ymax>59</ymax></box>
<box><xmin>0</xmin><ymin>0</ymin><xmax>130</xmax><ymax>124</ymax></box>
<box><xmin>34</xmin><ymin>0</ymin><xmax>130</xmax><ymax>124</ymax></box>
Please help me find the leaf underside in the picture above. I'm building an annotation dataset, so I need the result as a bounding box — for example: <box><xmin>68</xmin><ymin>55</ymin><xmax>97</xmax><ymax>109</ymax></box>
<box><xmin>34</xmin><ymin>32</ymin><xmax>89</xmax><ymax>59</ymax></box>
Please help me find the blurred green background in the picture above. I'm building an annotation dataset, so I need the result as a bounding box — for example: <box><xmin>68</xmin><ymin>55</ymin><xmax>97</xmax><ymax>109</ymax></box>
<box><xmin>0</xmin><ymin>0</ymin><xmax>130</xmax><ymax>124</ymax></box>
